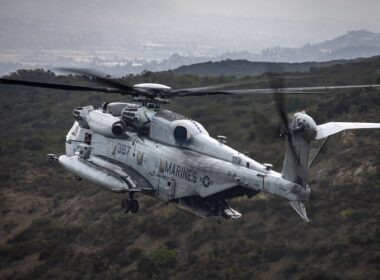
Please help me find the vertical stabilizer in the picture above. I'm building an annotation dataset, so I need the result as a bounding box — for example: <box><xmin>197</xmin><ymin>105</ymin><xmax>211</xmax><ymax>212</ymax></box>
<box><xmin>281</xmin><ymin>112</ymin><xmax>317</xmax><ymax>188</ymax></box>
<box><xmin>281</xmin><ymin>134</ymin><xmax>311</xmax><ymax>187</ymax></box>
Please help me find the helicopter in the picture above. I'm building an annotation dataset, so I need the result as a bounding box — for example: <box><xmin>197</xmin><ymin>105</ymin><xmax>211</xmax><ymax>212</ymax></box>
<box><xmin>1</xmin><ymin>68</ymin><xmax>379</xmax><ymax>222</ymax></box>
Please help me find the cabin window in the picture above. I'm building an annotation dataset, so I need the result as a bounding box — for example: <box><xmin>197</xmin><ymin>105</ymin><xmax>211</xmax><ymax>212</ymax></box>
<box><xmin>137</xmin><ymin>152</ymin><xmax>144</xmax><ymax>165</ymax></box>
<box><xmin>84</xmin><ymin>133</ymin><xmax>92</xmax><ymax>145</ymax></box>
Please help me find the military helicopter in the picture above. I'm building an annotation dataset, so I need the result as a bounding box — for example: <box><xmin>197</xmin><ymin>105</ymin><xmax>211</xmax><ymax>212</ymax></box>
<box><xmin>1</xmin><ymin>68</ymin><xmax>380</xmax><ymax>222</ymax></box>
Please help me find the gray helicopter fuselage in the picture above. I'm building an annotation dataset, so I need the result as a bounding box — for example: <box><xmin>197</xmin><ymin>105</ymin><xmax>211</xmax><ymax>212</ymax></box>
<box><xmin>62</xmin><ymin>103</ymin><xmax>309</xmax><ymax>213</ymax></box>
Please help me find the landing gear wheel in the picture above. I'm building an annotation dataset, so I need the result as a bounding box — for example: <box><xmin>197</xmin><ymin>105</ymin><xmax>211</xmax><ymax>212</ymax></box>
<box><xmin>217</xmin><ymin>200</ymin><xmax>228</xmax><ymax>223</ymax></box>
<box><xmin>121</xmin><ymin>199</ymin><xmax>130</xmax><ymax>213</ymax></box>
<box><xmin>130</xmin><ymin>199</ymin><xmax>139</xmax><ymax>214</ymax></box>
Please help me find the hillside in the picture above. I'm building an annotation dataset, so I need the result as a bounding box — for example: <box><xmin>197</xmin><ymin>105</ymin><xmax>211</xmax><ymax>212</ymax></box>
<box><xmin>0</xmin><ymin>57</ymin><xmax>380</xmax><ymax>279</ymax></box>
<box><xmin>258</xmin><ymin>30</ymin><xmax>380</xmax><ymax>62</ymax></box>
<box><xmin>215</xmin><ymin>30</ymin><xmax>380</xmax><ymax>63</ymax></box>
<box><xmin>1</xmin><ymin>30</ymin><xmax>380</xmax><ymax>77</ymax></box>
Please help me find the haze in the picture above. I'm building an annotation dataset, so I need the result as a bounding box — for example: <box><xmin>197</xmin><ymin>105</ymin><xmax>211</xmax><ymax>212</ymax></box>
<box><xmin>177</xmin><ymin>0</ymin><xmax>380</xmax><ymax>22</ymax></box>
<box><xmin>1</xmin><ymin>0</ymin><xmax>380</xmax><ymax>75</ymax></box>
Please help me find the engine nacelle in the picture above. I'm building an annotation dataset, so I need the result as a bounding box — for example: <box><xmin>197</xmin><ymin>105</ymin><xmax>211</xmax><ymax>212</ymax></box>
<box><xmin>73</xmin><ymin>105</ymin><xmax>126</xmax><ymax>138</ymax></box>
<box><xmin>86</xmin><ymin>110</ymin><xmax>126</xmax><ymax>137</ymax></box>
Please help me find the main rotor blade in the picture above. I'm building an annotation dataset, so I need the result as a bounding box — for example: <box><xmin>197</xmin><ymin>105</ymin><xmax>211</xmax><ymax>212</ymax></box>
<box><xmin>262</xmin><ymin>84</ymin><xmax>380</xmax><ymax>92</ymax></box>
<box><xmin>57</xmin><ymin>68</ymin><xmax>146</xmax><ymax>95</ymax></box>
<box><xmin>171</xmin><ymin>74</ymin><xmax>321</xmax><ymax>94</ymax></box>
<box><xmin>173</xmin><ymin>84</ymin><xmax>380</xmax><ymax>97</ymax></box>
<box><xmin>0</xmin><ymin>78</ymin><xmax>123</xmax><ymax>94</ymax></box>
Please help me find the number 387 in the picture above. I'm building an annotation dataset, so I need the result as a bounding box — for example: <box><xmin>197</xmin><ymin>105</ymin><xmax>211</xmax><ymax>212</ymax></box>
<box><xmin>116</xmin><ymin>143</ymin><xmax>130</xmax><ymax>155</ymax></box>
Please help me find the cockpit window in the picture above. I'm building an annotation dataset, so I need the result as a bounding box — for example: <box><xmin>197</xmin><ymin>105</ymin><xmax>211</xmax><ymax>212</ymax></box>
<box><xmin>190</xmin><ymin>120</ymin><xmax>208</xmax><ymax>135</ymax></box>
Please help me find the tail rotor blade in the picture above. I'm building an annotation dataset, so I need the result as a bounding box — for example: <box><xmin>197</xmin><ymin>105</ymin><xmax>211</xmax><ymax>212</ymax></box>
<box><xmin>267</xmin><ymin>71</ymin><xmax>300</xmax><ymax>165</ymax></box>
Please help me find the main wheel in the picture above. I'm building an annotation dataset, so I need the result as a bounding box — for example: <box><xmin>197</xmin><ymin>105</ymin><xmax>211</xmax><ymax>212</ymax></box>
<box><xmin>130</xmin><ymin>199</ymin><xmax>139</xmax><ymax>214</ymax></box>
<box><xmin>121</xmin><ymin>199</ymin><xmax>130</xmax><ymax>213</ymax></box>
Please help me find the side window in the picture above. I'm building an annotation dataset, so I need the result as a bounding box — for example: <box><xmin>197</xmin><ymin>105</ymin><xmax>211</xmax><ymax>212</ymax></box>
<box><xmin>84</xmin><ymin>133</ymin><xmax>92</xmax><ymax>145</ymax></box>
<box><xmin>137</xmin><ymin>152</ymin><xmax>144</xmax><ymax>165</ymax></box>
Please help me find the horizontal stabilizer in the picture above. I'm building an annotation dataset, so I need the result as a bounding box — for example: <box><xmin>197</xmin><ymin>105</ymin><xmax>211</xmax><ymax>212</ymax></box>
<box><xmin>316</xmin><ymin>122</ymin><xmax>380</xmax><ymax>139</ymax></box>
<box><xmin>223</xmin><ymin>208</ymin><xmax>242</xmax><ymax>219</ymax></box>
<box><xmin>289</xmin><ymin>200</ymin><xmax>310</xmax><ymax>222</ymax></box>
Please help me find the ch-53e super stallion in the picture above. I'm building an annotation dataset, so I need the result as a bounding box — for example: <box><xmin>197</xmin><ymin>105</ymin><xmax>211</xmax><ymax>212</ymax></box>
<box><xmin>1</xmin><ymin>69</ymin><xmax>380</xmax><ymax>222</ymax></box>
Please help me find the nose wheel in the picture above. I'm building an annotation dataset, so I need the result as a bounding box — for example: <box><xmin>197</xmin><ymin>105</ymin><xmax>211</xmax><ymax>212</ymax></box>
<box><xmin>130</xmin><ymin>199</ymin><xmax>139</xmax><ymax>213</ymax></box>
<box><xmin>121</xmin><ymin>196</ymin><xmax>139</xmax><ymax>214</ymax></box>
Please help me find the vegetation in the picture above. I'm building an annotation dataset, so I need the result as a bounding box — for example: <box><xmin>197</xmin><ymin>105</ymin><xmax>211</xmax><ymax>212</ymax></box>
<box><xmin>0</xmin><ymin>57</ymin><xmax>379</xmax><ymax>279</ymax></box>
<box><xmin>172</xmin><ymin>56</ymin><xmax>379</xmax><ymax>77</ymax></box>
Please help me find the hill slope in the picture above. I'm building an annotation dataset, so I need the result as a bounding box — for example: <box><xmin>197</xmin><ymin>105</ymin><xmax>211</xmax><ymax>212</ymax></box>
<box><xmin>259</xmin><ymin>30</ymin><xmax>380</xmax><ymax>62</ymax></box>
<box><xmin>173</xmin><ymin>56</ymin><xmax>380</xmax><ymax>77</ymax></box>
<box><xmin>216</xmin><ymin>30</ymin><xmax>380</xmax><ymax>63</ymax></box>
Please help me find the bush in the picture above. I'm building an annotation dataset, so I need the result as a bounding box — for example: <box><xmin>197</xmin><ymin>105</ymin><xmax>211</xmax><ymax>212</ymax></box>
<box><xmin>152</xmin><ymin>248</ymin><xmax>177</xmax><ymax>269</ymax></box>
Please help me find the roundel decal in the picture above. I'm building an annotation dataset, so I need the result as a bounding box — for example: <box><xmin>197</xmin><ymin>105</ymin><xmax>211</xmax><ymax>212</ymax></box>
<box><xmin>201</xmin><ymin>176</ymin><xmax>212</xmax><ymax>188</ymax></box>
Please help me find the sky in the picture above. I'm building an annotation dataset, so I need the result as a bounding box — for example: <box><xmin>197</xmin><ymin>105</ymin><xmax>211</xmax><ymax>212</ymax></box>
<box><xmin>2</xmin><ymin>1</ymin><xmax>380</xmax><ymax>38</ymax></box>
<box><xmin>2</xmin><ymin>0</ymin><xmax>380</xmax><ymax>29</ymax></box>
<box><xmin>176</xmin><ymin>0</ymin><xmax>380</xmax><ymax>38</ymax></box>
<box><xmin>176</xmin><ymin>0</ymin><xmax>380</xmax><ymax>23</ymax></box>
<box><xmin>1</xmin><ymin>0</ymin><xmax>380</xmax><ymax>62</ymax></box>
